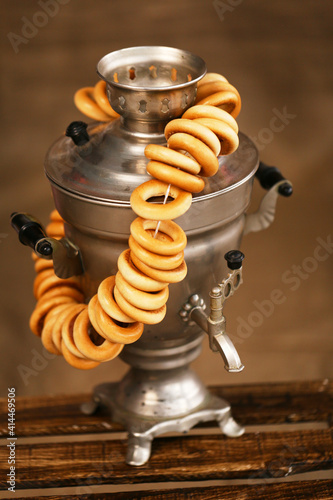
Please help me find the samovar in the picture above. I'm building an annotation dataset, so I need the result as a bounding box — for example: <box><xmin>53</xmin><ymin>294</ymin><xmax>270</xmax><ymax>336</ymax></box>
<box><xmin>11</xmin><ymin>46</ymin><xmax>292</xmax><ymax>465</ymax></box>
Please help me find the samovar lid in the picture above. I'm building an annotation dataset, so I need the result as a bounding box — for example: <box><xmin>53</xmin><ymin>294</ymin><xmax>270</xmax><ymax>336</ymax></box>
<box><xmin>45</xmin><ymin>123</ymin><xmax>258</xmax><ymax>204</ymax></box>
<box><xmin>44</xmin><ymin>46</ymin><xmax>259</xmax><ymax>205</ymax></box>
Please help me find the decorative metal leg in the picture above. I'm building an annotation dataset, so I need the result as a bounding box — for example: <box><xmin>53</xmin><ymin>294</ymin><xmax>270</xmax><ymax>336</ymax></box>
<box><xmin>80</xmin><ymin>398</ymin><xmax>100</xmax><ymax>416</ymax></box>
<box><xmin>126</xmin><ymin>434</ymin><xmax>153</xmax><ymax>466</ymax></box>
<box><xmin>218</xmin><ymin>414</ymin><xmax>244</xmax><ymax>437</ymax></box>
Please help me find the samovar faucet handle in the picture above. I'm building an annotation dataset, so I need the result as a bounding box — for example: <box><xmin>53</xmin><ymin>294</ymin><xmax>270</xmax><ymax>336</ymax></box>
<box><xmin>10</xmin><ymin>212</ymin><xmax>83</xmax><ymax>279</ymax></box>
<box><xmin>180</xmin><ymin>250</ymin><xmax>245</xmax><ymax>373</ymax></box>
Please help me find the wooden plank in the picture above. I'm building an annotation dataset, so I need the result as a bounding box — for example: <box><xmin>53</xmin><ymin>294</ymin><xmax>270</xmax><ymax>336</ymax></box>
<box><xmin>0</xmin><ymin>380</ymin><xmax>332</xmax><ymax>438</ymax></box>
<box><xmin>14</xmin><ymin>480</ymin><xmax>333</xmax><ymax>500</ymax></box>
<box><xmin>212</xmin><ymin>379</ymin><xmax>333</xmax><ymax>426</ymax></box>
<box><xmin>0</xmin><ymin>393</ymin><xmax>123</xmax><ymax>438</ymax></box>
<box><xmin>1</xmin><ymin>429</ymin><xmax>332</xmax><ymax>490</ymax></box>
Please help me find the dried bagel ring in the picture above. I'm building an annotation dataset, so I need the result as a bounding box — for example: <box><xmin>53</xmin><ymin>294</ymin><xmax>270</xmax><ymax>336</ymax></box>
<box><xmin>91</xmin><ymin>294</ymin><xmax>144</xmax><ymax>344</ymax></box>
<box><xmin>128</xmin><ymin>235</ymin><xmax>184</xmax><ymax>270</ymax></box>
<box><xmin>164</xmin><ymin>119</ymin><xmax>220</xmax><ymax>156</ymax></box>
<box><xmin>167</xmin><ymin>133</ymin><xmax>219</xmax><ymax>177</ymax></box>
<box><xmin>98</xmin><ymin>275</ymin><xmax>135</xmax><ymax>323</ymax></box>
<box><xmin>130</xmin><ymin>180</ymin><xmax>192</xmax><ymax>220</ymax></box>
<box><xmin>46</xmin><ymin>221</ymin><xmax>65</xmax><ymax>238</ymax></box>
<box><xmin>34</xmin><ymin>258</ymin><xmax>54</xmax><ymax>274</ymax></box>
<box><xmin>33</xmin><ymin>269</ymin><xmax>54</xmax><ymax>298</ymax></box>
<box><xmin>193</xmin><ymin>118</ymin><xmax>239</xmax><ymax>155</ymax></box>
<box><xmin>146</xmin><ymin>160</ymin><xmax>205</xmax><ymax>193</ymax></box>
<box><xmin>130</xmin><ymin>218</ymin><xmax>187</xmax><ymax>256</ymax></box>
<box><xmin>35</xmin><ymin>274</ymin><xmax>82</xmax><ymax>300</ymax></box>
<box><xmin>196</xmin><ymin>91</ymin><xmax>241</xmax><ymax>118</ymax></box>
<box><xmin>35</xmin><ymin>286</ymin><xmax>84</xmax><ymax>306</ymax></box>
<box><xmin>144</xmin><ymin>144</ymin><xmax>200</xmax><ymax>174</ymax></box>
<box><xmin>61</xmin><ymin>341</ymin><xmax>101</xmax><ymax>370</ymax></box>
<box><xmin>114</xmin><ymin>285</ymin><xmax>166</xmax><ymax>325</ymax></box>
<box><xmin>115</xmin><ymin>271</ymin><xmax>169</xmax><ymax>310</ymax></box>
<box><xmin>74</xmin><ymin>86</ymin><xmax>112</xmax><ymax>122</ymax></box>
<box><xmin>51</xmin><ymin>303</ymin><xmax>83</xmax><ymax>353</ymax></box>
<box><xmin>118</xmin><ymin>249</ymin><xmax>168</xmax><ymax>292</ymax></box>
<box><xmin>29</xmin><ymin>295</ymin><xmax>78</xmax><ymax>336</ymax></box>
<box><xmin>131</xmin><ymin>251</ymin><xmax>187</xmax><ymax>284</ymax></box>
<box><xmin>61</xmin><ymin>303</ymin><xmax>89</xmax><ymax>357</ymax></box>
<box><xmin>50</xmin><ymin>209</ymin><xmax>64</xmax><ymax>222</ymax></box>
<box><xmin>92</xmin><ymin>80</ymin><xmax>119</xmax><ymax>118</ymax></box>
<box><xmin>74</xmin><ymin>307</ymin><xmax>124</xmax><ymax>362</ymax></box>
<box><xmin>41</xmin><ymin>303</ymin><xmax>75</xmax><ymax>355</ymax></box>
<box><xmin>182</xmin><ymin>105</ymin><xmax>238</xmax><ymax>134</ymax></box>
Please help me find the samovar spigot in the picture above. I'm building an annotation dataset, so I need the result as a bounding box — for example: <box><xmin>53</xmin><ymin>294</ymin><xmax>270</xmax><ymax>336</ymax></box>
<box><xmin>180</xmin><ymin>250</ymin><xmax>245</xmax><ymax>373</ymax></box>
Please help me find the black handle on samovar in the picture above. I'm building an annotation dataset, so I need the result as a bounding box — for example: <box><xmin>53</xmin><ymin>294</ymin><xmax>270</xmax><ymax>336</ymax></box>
<box><xmin>255</xmin><ymin>161</ymin><xmax>293</xmax><ymax>197</ymax></box>
<box><xmin>10</xmin><ymin>212</ymin><xmax>53</xmax><ymax>257</ymax></box>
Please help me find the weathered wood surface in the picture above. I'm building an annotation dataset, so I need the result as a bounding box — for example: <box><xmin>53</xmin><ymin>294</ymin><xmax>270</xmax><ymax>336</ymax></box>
<box><xmin>15</xmin><ymin>480</ymin><xmax>333</xmax><ymax>500</ymax></box>
<box><xmin>0</xmin><ymin>380</ymin><xmax>332</xmax><ymax>438</ymax></box>
<box><xmin>0</xmin><ymin>429</ymin><xmax>332</xmax><ymax>490</ymax></box>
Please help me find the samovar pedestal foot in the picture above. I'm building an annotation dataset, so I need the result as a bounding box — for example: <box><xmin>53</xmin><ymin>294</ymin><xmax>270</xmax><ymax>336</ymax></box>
<box><xmin>81</xmin><ymin>374</ymin><xmax>244</xmax><ymax>466</ymax></box>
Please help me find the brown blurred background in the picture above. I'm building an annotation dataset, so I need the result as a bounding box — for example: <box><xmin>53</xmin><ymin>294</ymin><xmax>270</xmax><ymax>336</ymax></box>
<box><xmin>0</xmin><ymin>0</ymin><xmax>332</xmax><ymax>397</ymax></box>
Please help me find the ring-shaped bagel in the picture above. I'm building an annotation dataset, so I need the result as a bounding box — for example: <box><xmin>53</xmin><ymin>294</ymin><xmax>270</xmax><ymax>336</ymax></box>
<box><xmin>98</xmin><ymin>275</ymin><xmax>135</xmax><ymax>323</ymax></box>
<box><xmin>41</xmin><ymin>303</ymin><xmax>74</xmax><ymax>355</ymax></box>
<box><xmin>114</xmin><ymin>285</ymin><xmax>166</xmax><ymax>325</ymax></box>
<box><xmin>51</xmin><ymin>303</ymin><xmax>82</xmax><ymax>353</ymax></box>
<box><xmin>34</xmin><ymin>258</ymin><xmax>54</xmax><ymax>274</ymax></box>
<box><xmin>118</xmin><ymin>249</ymin><xmax>168</xmax><ymax>292</ymax></box>
<box><xmin>196</xmin><ymin>81</ymin><xmax>241</xmax><ymax>109</ymax></box>
<box><xmin>164</xmin><ymin>119</ymin><xmax>220</xmax><ymax>157</ymax></box>
<box><xmin>50</xmin><ymin>209</ymin><xmax>63</xmax><ymax>222</ymax></box>
<box><xmin>144</xmin><ymin>144</ymin><xmax>200</xmax><ymax>174</ymax></box>
<box><xmin>61</xmin><ymin>341</ymin><xmax>101</xmax><ymax>370</ymax></box>
<box><xmin>130</xmin><ymin>180</ymin><xmax>192</xmax><ymax>220</ymax></box>
<box><xmin>33</xmin><ymin>269</ymin><xmax>54</xmax><ymax>298</ymax></box>
<box><xmin>115</xmin><ymin>271</ymin><xmax>169</xmax><ymax>310</ymax></box>
<box><xmin>130</xmin><ymin>218</ymin><xmax>187</xmax><ymax>256</ymax></box>
<box><xmin>90</xmin><ymin>294</ymin><xmax>144</xmax><ymax>344</ymax></box>
<box><xmin>61</xmin><ymin>303</ymin><xmax>88</xmax><ymax>358</ymax></box>
<box><xmin>74</xmin><ymin>86</ymin><xmax>112</xmax><ymax>122</ymax></box>
<box><xmin>131</xmin><ymin>251</ymin><xmax>187</xmax><ymax>284</ymax></box>
<box><xmin>35</xmin><ymin>286</ymin><xmax>84</xmax><ymax>306</ymax></box>
<box><xmin>92</xmin><ymin>80</ymin><xmax>119</xmax><ymax>118</ymax></box>
<box><xmin>182</xmin><ymin>105</ymin><xmax>238</xmax><ymax>134</ymax></box>
<box><xmin>73</xmin><ymin>308</ymin><xmax>124</xmax><ymax>362</ymax></box>
<box><xmin>128</xmin><ymin>235</ymin><xmax>184</xmax><ymax>270</ymax></box>
<box><xmin>193</xmin><ymin>118</ymin><xmax>239</xmax><ymax>155</ymax></box>
<box><xmin>46</xmin><ymin>221</ymin><xmax>65</xmax><ymax>238</ymax></box>
<box><xmin>35</xmin><ymin>274</ymin><xmax>82</xmax><ymax>300</ymax></box>
<box><xmin>146</xmin><ymin>161</ymin><xmax>205</xmax><ymax>193</ymax></box>
<box><xmin>196</xmin><ymin>91</ymin><xmax>241</xmax><ymax>118</ymax></box>
<box><xmin>167</xmin><ymin>133</ymin><xmax>219</xmax><ymax>177</ymax></box>
<box><xmin>29</xmin><ymin>296</ymin><xmax>78</xmax><ymax>336</ymax></box>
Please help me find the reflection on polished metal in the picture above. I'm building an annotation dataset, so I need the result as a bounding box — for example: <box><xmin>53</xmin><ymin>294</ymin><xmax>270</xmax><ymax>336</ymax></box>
<box><xmin>40</xmin><ymin>47</ymin><xmax>290</xmax><ymax>465</ymax></box>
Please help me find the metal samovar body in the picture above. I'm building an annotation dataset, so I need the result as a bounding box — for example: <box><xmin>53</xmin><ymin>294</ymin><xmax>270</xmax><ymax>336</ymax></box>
<box><xmin>12</xmin><ymin>47</ymin><xmax>292</xmax><ymax>465</ymax></box>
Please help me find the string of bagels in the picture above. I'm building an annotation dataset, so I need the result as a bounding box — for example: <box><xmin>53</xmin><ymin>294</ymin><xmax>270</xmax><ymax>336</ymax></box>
<box><xmin>30</xmin><ymin>72</ymin><xmax>241</xmax><ymax>369</ymax></box>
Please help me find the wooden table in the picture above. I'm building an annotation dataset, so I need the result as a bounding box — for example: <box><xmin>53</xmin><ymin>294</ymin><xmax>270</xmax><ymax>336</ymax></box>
<box><xmin>1</xmin><ymin>380</ymin><xmax>332</xmax><ymax>499</ymax></box>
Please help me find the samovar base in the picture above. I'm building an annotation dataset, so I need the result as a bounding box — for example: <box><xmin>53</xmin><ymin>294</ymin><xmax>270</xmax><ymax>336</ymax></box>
<box><xmin>81</xmin><ymin>366</ymin><xmax>244</xmax><ymax>466</ymax></box>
